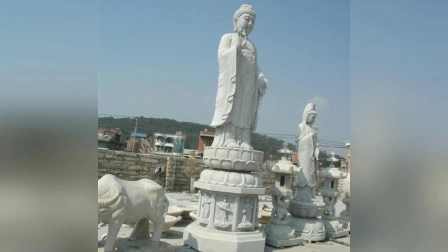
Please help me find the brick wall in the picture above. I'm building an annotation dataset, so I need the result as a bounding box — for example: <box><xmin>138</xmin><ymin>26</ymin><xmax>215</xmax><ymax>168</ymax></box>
<box><xmin>98</xmin><ymin>149</ymin><xmax>277</xmax><ymax>193</ymax></box>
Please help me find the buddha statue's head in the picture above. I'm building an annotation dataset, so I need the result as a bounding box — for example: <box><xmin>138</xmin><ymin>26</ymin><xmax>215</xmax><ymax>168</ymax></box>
<box><xmin>233</xmin><ymin>4</ymin><xmax>256</xmax><ymax>36</ymax></box>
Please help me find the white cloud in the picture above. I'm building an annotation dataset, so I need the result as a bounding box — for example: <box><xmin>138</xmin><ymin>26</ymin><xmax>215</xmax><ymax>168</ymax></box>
<box><xmin>309</xmin><ymin>96</ymin><xmax>329</xmax><ymax>108</ymax></box>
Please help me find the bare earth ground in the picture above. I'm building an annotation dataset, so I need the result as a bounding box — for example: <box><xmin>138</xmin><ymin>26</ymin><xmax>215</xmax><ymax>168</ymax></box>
<box><xmin>98</xmin><ymin>192</ymin><xmax>350</xmax><ymax>252</ymax></box>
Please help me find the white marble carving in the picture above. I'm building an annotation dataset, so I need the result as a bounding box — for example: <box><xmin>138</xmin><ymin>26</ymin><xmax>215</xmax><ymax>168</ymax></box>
<box><xmin>238</xmin><ymin>196</ymin><xmax>254</xmax><ymax>230</ymax></box>
<box><xmin>263</xmin><ymin>145</ymin><xmax>303</xmax><ymax>248</ymax></box>
<box><xmin>199</xmin><ymin>192</ymin><xmax>212</xmax><ymax>226</ymax></box>
<box><xmin>288</xmin><ymin>104</ymin><xmax>326</xmax><ymax>242</ymax></box>
<box><xmin>203</xmin><ymin>146</ymin><xmax>264</xmax><ymax>171</ymax></box>
<box><xmin>209</xmin><ymin>4</ymin><xmax>268</xmax><ymax>150</ymax></box>
<box><xmin>294</xmin><ymin>103</ymin><xmax>319</xmax><ymax>201</ymax></box>
<box><xmin>183</xmin><ymin>5</ymin><xmax>266</xmax><ymax>251</ymax></box>
<box><xmin>214</xmin><ymin>195</ymin><xmax>234</xmax><ymax>230</ymax></box>
<box><xmin>198</xmin><ymin>169</ymin><xmax>263</xmax><ymax>187</ymax></box>
<box><xmin>98</xmin><ymin>174</ymin><xmax>169</xmax><ymax>252</ymax></box>
<box><xmin>339</xmin><ymin>173</ymin><xmax>350</xmax><ymax>230</ymax></box>
<box><xmin>319</xmin><ymin>165</ymin><xmax>349</xmax><ymax>238</ymax></box>
<box><xmin>289</xmin><ymin>103</ymin><xmax>325</xmax><ymax>217</ymax></box>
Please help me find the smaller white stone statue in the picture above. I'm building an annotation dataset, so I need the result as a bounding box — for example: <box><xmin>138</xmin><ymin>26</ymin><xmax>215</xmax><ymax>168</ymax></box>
<box><xmin>98</xmin><ymin>174</ymin><xmax>169</xmax><ymax>252</ymax></box>
<box><xmin>293</xmin><ymin>103</ymin><xmax>319</xmax><ymax>202</ymax></box>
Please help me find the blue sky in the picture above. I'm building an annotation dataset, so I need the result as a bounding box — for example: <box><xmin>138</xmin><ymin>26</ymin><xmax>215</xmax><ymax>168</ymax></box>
<box><xmin>98</xmin><ymin>1</ymin><xmax>350</xmax><ymax>154</ymax></box>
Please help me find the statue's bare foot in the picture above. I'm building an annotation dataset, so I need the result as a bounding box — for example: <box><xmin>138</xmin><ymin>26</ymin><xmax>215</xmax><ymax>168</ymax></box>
<box><xmin>225</xmin><ymin>141</ymin><xmax>239</xmax><ymax>148</ymax></box>
<box><xmin>241</xmin><ymin>142</ymin><xmax>253</xmax><ymax>150</ymax></box>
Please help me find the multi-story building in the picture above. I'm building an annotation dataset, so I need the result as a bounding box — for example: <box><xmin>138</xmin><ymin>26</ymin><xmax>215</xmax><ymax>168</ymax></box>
<box><xmin>98</xmin><ymin>128</ymin><xmax>129</xmax><ymax>150</ymax></box>
<box><xmin>153</xmin><ymin>131</ymin><xmax>186</xmax><ymax>155</ymax></box>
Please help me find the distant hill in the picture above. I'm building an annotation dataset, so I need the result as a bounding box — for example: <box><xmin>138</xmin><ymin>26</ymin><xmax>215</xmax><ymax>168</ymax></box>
<box><xmin>98</xmin><ymin>116</ymin><xmax>294</xmax><ymax>161</ymax></box>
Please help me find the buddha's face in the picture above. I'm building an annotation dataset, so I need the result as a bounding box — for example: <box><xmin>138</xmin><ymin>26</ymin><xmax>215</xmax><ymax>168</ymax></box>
<box><xmin>307</xmin><ymin>113</ymin><xmax>316</xmax><ymax>125</ymax></box>
<box><xmin>235</xmin><ymin>13</ymin><xmax>255</xmax><ymax>36</ymax></box>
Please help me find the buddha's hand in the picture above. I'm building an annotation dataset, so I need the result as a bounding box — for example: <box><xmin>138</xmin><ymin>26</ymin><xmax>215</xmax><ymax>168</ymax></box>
<box><xmin>236</xmin><ymin>28</ymin><xmax>247</xmax><ymax>51</ymax></box>
<box><xmin>259</xmin><ymin>77</ymin><xmax>268</xmax><ymax>95</ymax></box>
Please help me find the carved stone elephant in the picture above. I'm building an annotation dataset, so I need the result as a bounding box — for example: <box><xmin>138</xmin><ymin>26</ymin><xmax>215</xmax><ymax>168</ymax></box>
<box><xmin>98</xmin><ymin>174</ymin><xmax>169</xmax><ymax>252</ymax></box>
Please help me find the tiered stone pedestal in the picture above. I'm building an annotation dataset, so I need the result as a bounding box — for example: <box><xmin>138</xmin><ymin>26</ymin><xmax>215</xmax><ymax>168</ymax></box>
<box><xmin>264</xmin><ymin>222</ymin><xmax>303</xmax><ymax>248</ymax></box>
<box><xmin>183</xmin><ymin>147</ymin><xmax>266</xmax><ymax>252</ymax></box>
<box><xmin>288</xmin><ymin>199</ymin><xmax>326</xmax><ymax>242</ymax></box>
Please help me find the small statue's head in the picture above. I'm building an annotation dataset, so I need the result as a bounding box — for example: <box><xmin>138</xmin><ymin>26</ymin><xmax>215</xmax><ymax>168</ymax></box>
<box><xmin>303</xmin><ymin>103</ymin><xmax>317</xmax><ymax>125</ymax></box>
<box><xmin>307</xmin><ymin>113</ymin><xmax>317</xmax><ymax>125</ymax></box>
<box><xmin>233</xmin><ymin>4</ymin><xmax>256</xmax><ymax>35</ymax></box>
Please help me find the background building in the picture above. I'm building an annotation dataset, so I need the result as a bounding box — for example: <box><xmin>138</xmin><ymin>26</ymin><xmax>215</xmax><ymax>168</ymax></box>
<box><xmin>154</xmin><ymin>131</ymin><xmax>186</xmax><ymax>155</ymax></box>
<box><xmin>197</xmin><ymin>129</ymin><xmax>215</xmax><ymax>157</ymax></box>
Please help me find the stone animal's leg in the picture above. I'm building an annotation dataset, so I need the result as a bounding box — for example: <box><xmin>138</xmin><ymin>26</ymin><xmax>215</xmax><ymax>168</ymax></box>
<box><xmin>149</xmin><ymin>217</ymin><xmax>164</xmax><ymax>250</ymax></box>
<box><xmin>104</xmin><ymin>221</ymin><xmax>122</xmax><ymax>252</ymax></box>
<box><xmin>150</xmin><ymin>217</ymin><xmax>165</xmax><ymax>242</ymax></box>
<box><xmin>129</xmin><ymin>218</ymin><xmax>150</xmax><ymax>240</ymax></box>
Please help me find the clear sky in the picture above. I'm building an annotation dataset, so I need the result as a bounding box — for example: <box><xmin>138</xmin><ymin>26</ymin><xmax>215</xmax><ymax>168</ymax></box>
<box><xmin>98</xmin><ymin>1</ymin><xmax>350</xmax><ymax>155</ymax></box>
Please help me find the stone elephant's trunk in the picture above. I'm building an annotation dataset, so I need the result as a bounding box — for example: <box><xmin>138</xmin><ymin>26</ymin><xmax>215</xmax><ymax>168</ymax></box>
<box><xmin>98</xmin><ymin>186</ymin><xmax>119</xmax><ymax>208</ymax></box>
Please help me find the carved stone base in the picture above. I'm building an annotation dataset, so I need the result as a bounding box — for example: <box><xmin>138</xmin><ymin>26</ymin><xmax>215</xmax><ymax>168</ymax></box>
<box><xmin>265</xmin><ymin>236</ymin><xmax>304</xmax><ymax>248</ymax></box>
<box><xmin>98</xmin><ymin>238</ymin><xmax>174</xmax><ymax>252</ymax></box>
<box><xmin>288</xmin><ymin>200</ymin><xmax>325</xmax><ymax>218</ymax></box>
<box><xmin>263</xmin><ymin>222</ymin><xmax>303</xmax><ymax>248</ymax></box>
<box><xmin>322</xmin><ymin>219</ymin><xmax>349</xmax><ymax>239</ymax></box>
<box><xmin>203</xmin><ymin>146</ymin><xmax>263</xmax><ymax>171</ymax></box>
<box><xmin>183</xmin><ymin>222</ymin><xmax>265</xmax><ymax>252</ymax></box>
<box><xmin>289</xmin><ymin>217</ymin><xmax>326</xmax><ymax>242</ymax></box>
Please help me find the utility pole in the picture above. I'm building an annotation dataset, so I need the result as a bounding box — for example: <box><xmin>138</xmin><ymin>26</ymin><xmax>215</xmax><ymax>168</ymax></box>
<box><xmin>132</xmin><ymin>118</ymin><xmax>138</xmax><ymax>153</ymax></box>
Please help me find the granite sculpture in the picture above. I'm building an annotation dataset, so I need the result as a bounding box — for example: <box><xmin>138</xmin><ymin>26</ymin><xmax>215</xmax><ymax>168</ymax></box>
<box><xmin>319</xmin><ymin>154</ymin><xmax>349</xmax><ymax>238</ymax></box>
<box><xmin>183</xmin><ymin>5</ymin><xmax>267</xmax><ymax>251</ymax></box>
<box><xmin>339</xmin><ymin>173</ymin><xmax>350</xmax><ymax>230</ymax></box>
<box><xmin>288</xmin><ymin>103</ymin><xmax>326</xmax><ymax>242</ymax></box>
<box><xmin>294</xmin><ymin>103</ymin><xmax>319</xmax><ymax>201</ymax></box>
<box><xmin>263</xmin><ymin>144</ymin><xmax>303</xmax><ymax>248</ymax></box>
<box><xmin>210</xmin><ymin>3</ymin><xmax>268</xmax><ymax>150</ymax></box>
<box><xmin>98</xmin><ymin>174</ymin><xmax>169</xmax><ymax>252</ymax></box>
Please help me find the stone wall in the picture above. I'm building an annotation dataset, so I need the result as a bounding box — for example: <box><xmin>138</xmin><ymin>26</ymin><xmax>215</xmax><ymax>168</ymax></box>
<box><xmin>98</xmin><ymin>149</ymin><xmax>278</xmax><ymax>194</ymax></box>
<box><xmin>98</xmin><ymin>149</ymin><xmax>206</xmax><ymax>192</ymax></box>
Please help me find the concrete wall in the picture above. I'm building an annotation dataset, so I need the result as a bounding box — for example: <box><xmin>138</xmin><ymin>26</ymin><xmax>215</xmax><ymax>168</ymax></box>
<box><xmin>98</xmin><ymin>149</ymin><xmax>278</xmax><ymax>193</ymax></box>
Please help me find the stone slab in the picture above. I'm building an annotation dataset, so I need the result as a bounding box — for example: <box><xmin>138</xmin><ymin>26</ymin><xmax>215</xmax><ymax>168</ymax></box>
<box><xmin>194</xmin><ymin>181</ymin><xmax>265</xmax><ymax>194</ymax></box>
<box><xmin>266</xmin><ymin>236</ymin><xmax>303</xmax><ymax>248</ymax></box>
<box><xmin>323</xmin><ymin>219</ymin><xmax>349</xmax><ymax>239</ymax></box>
<box><xmin>326</xmin><ymin>230</ymin><xmax>350</xmax><ymax>239</ymax></box>
<box><xmin>98</xmin><ymin>239</ymin><xmax>174</xmax><ymax>252</ymax></box>
<box><xmin>183</xmin><ymin>222</ymin><xmax>265</xmax><ymax>252</ymax></box>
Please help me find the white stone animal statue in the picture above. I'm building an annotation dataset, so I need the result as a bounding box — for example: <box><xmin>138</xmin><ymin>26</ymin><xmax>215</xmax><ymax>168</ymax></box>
<box><xmin>98</xmin><ymin>174</ymin><xmax>169</xmax><ymax>252</ymax></box>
